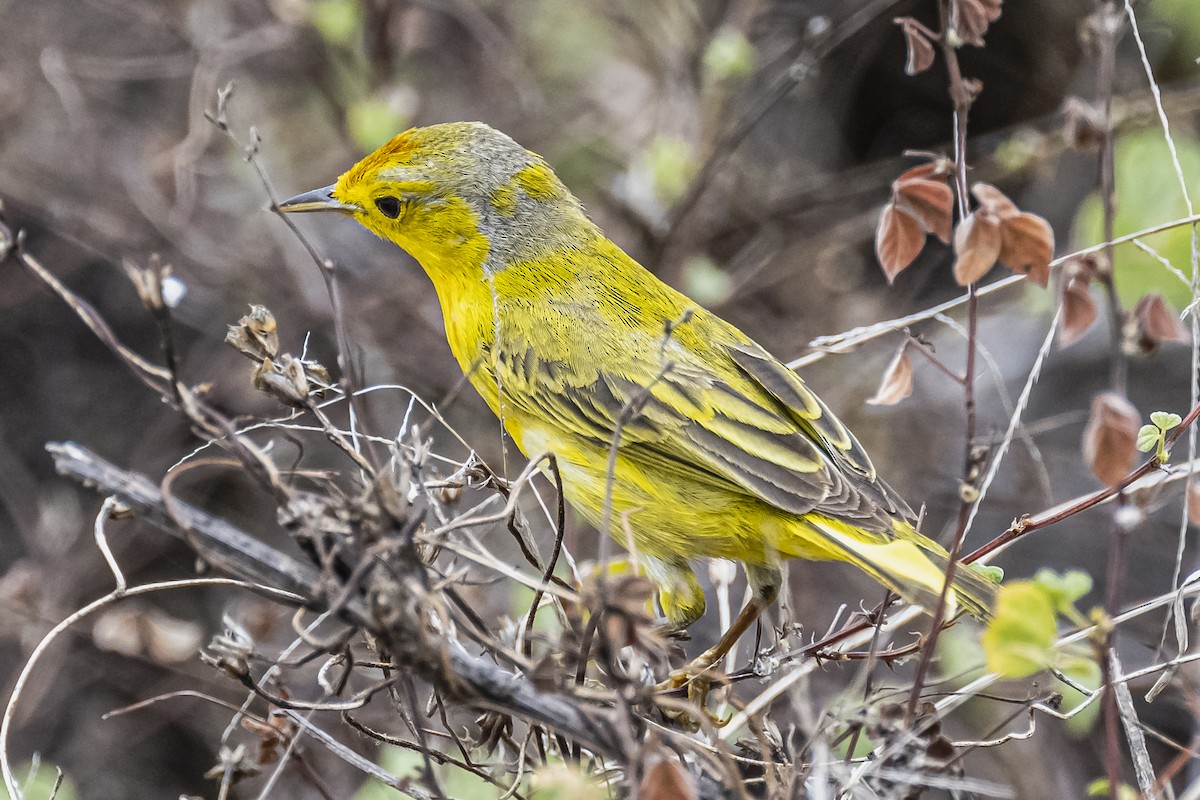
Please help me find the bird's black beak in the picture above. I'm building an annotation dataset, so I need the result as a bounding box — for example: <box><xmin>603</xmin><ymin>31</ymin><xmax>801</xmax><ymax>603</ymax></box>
<box><xmin>277</xmin><ymin>184</ymin><xmax>359</xmax><ymax>214</ymax></box>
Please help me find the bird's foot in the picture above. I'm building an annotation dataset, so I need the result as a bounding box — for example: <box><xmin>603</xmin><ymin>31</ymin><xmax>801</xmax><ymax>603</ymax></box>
<box><xmin>655</xmin><ymin>650</ymin><xmax>731</xmax><ymax>731</ymax></box>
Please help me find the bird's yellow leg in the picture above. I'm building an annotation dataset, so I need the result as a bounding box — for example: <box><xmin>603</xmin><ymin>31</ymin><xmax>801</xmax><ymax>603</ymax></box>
<box><xmin>659</xmin><ymin>565</ymin><xmax>780</xmax><ymax>722</ymax></box>
<box><xmin>664</xmin><ymin>592</ymin><xmax>772</xmax><ymax>686</ymax></box>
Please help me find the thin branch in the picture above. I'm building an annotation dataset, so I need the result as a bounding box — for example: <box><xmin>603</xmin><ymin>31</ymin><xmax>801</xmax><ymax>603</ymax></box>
<box><xmin>43</xmin><ymin>443</ymin><xmax>643</xmax><ymax>776</ymax></box>
<box><xmin>963</xmin><ymin>397</ymin><xmax>1200</xmax><ymax>564</ymax></box>
<box><xmin>906</xmin><ymin>0</ymin><xmax>982</xmax><ymax>724</ymax></box>
<box><xmin>789</xmin><ymin>211</ymin><xmax>1200</xmax><ymax>370</ymax></box>
<box><xmin>0</xmin><ymin>578</ymin><xmax>304</xmax><ymax>800</ymax></box>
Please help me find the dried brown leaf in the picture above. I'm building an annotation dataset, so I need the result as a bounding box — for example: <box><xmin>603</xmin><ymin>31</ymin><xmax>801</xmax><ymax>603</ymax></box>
<box><xmin>896</xmin><ymin>177</ymin><xmax>954</xmax><ymax>244</ymax></box>
<box><xmin>253</xmin><ymin>355</ymin><xmax>310</xmax><ymax>407</ymax></box>
<box><xmin>998</xmin><ymin>212</ymin><xmax>1054</xmax><ymax>287</ymax></box>
<box><xmin>1134</xmin><ymin>293</ymin><xmax>1188</xmax><ymax>347</ymax></box>
<box><xmin>1062</xmin><ymin>96</ymin><xmax>1106</xmax><ymax>152</ymax></box>
<box><xmin>1060</xmin><ymin>278</ymin><xmax>1097</xmax><ymax>347</ymax></box>
<box><xmin>640</xmin><ymin>758</ymin><xmax>698</xmax><ymax>800</ymax></box>
<box><xmin>876</xmin><ymin>202</ymin><xmax>926</xmax><ymax>283</ymax></box>
<box><xmin>970</xmin><ymin>183</ymin><xmax>1019</xmax><ymax>219</ymax></box>
<box><xmin>227</xmin><ymin>304</ymin><xmax>280</xmax><ymax>361</ymax></box>
<box><xmin>1082</xmin><ymin>392</ymin><xmax>1140</xmax><ymax>486</ymax></box>
<box><xmin>896</xmin><ymin>17</ymin><xmax>936</xmax><ymax>75</ymax></box>
<box><xmin>953</xmin><ymin>0</ymin><xmax>1002</xmax><ymax>46</ymax></box>
<box><xmin>955</xmin><ymin>4</ymin><xmax>985</xmax><ymax>45</ymax></box>
<box><xmin>867</xmin><ymin>348</ymin><xmax>914</xmax><ymax>406</ymax></box>
<box><xmin>952</xmin><ymin>209</ymin><xmax>1001</xmax><ymax>285</ymax></box>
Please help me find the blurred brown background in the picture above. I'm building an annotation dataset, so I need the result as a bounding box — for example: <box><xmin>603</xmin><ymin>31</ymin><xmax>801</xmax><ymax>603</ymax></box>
<box><xmin>2</xmin><ymin>0</ymin><xmax>1200</xmax><ymax>797</ymax></box>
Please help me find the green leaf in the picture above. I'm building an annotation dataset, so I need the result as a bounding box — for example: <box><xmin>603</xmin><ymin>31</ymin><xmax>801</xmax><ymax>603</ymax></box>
<box><xmin>682</xmin><ymin>255</ymin><xmax>733</xmax><ymax>305</ymax></box>
<box><xmin>309</xmin><ymin>0</ymin><xmax>361</xmax><ymax>46</ymax></box>
<box><xmin>936</xmin><ymin>625</ymin><xmax>987</xmax><ymax>687</ymax></box>
<box><xmin>703</xmin><ymin>27</ymin><xmax>756</xmax><ymax>84</ymax></box>
<box><xmin>532</xmin><ymin>764</ymin><xmax>606</xmax><ymax>800</ymax></box>
<box><xmin>975</xmin><ymin>564</ymin><xmax>1005</xmax><ymax>583</ymax></box>
<box><xmin>1072</xmin><ymin>130</ymin><xmax>1200</xmax><ymax>310</ymax></box>
<box><xmin>1087</xmin><ymin>778</ymin><xmax>1138</xmax><ymax>800</ymax></box>
<box><xmin>2</xmin><ymin>762</ymin><xmax>77</xmax><ymax>800</ymax></box>
<box><xmin>1151</xmin><ymin>0</ymin><xmax>1200</xmax><ymax>71</ymax></box>
<box><xmin>1151</xmin><ymin>411</ymin><xmax>1182</xmax><ymax>430</ymax></box>
<box><xmin>981</xmin><ymin>581</ymin><xmax>1058</xmax><ymax>678</ymax></box>
<box><xmin>353</xmin><ymin>748</ymin><xmax>423</xmax><ymax>800</ymax></box>
<box><xmin>831</xmin><ymin>725</ymin><xmax>877</xmax><ymax>760</ymax></box>
<box><xmin>347</xmin><ymin>95</ymin><xmax>410</xmax><ymax>152</ymax></box>
<box><xmin>645</xmin><ymin>136</ymin><xmax>698</xmax><ymax>206</ymax></box>
<box><xmin>1033</xmin><ymin>568</ymin><xmax>1093</xmax><ymax>614</ymax></box>
<box><xmin>1136</xmin><ymin>424</ymin><xmax>1161</xmax><ymax>453</ymax></box>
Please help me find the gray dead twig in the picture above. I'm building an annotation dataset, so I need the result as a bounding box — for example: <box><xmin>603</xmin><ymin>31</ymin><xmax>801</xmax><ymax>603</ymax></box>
<box><xmin>45</xmin><ymin>441</ymin><xmax>734</xmax><ymax>800</ymax></box>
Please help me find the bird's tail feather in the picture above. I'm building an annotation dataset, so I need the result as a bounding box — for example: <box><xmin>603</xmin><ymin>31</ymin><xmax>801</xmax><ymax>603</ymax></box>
<box><xmin>795</xmin><ymin>516</ymin><xmax>999</xmax><ymax>621</ymax></box>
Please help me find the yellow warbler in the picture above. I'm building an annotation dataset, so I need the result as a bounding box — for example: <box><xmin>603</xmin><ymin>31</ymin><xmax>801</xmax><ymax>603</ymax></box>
<box><xmin>280</xmin><ymin>122</ymin><xmax>997</xmax><ymax>671</ymax></box>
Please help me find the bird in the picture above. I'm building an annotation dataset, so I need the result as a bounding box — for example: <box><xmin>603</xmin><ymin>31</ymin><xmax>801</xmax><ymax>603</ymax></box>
<box><xmin>279</xmin><ymin>121</ymin><xmax>998</xmax><ymax>698</ymax></box>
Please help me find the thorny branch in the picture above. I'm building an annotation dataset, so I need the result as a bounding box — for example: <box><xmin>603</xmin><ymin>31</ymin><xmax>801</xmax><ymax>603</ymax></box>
<box><xmin>11</xmin><ymin>7</ymin><xmax>1200</xmax><ymax>795</ymax></box>
<box><xmin>41</xmin><ymin>443</ymin><xmax>673</xmax><ymax>788</ymax></box>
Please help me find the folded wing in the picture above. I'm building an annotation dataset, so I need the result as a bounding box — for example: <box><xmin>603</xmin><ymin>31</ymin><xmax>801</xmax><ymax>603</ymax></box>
<box><xmin>495</xmin><ymin>316</ymin><xmax>911</xmax><ymax>539</ymax></box>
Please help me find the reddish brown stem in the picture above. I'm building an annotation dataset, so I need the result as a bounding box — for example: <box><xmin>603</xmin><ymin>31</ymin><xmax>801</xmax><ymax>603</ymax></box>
<box><xmin>1094</xmin><ymin>8</ymin><xmax>1129</xmax><ymax>798</ymax></box>
<box><xmin>1096</xmin><ymin>2</ymin><xmax>1127</xmax><ymax>398</ymax></box>
<box><xmin>906</xmin><ymin>0</ymin><xmax>979</xmax><ymax>724</ymax></box>
<box><xmin>963</xmin><ymin>397</ymin><xmax>1200</xmax><ymax>564</ymax></box>
<box><xmin>905</xmin><ymin>334</ymin><xmax>966</xmax><ymax>385</ymax></box>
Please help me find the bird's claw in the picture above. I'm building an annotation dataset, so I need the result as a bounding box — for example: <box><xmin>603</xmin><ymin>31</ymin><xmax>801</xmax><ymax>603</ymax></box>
<box><xmin>655</xmin><ymin>659</ymin><xmax>731</xmax><ymax>730</ymax></box>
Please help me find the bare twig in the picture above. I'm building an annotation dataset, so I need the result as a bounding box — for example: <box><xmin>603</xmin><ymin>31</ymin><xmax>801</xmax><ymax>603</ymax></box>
<box><xmin>906</xmin><ymin>0</ymin><xmax>982</xmax><ymax>724</ymax></box>
<box><xmin>41</xmin><ymin>443</ymin><xmax>679</xmax><ymax>786</ymax></box>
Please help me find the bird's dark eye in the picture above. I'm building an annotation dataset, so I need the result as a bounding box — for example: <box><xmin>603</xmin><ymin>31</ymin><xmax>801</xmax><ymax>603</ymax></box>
<box><xmin>374</xmin><ymin>196</ymin><xmax>402</xmax><ymax>219</ymax></box>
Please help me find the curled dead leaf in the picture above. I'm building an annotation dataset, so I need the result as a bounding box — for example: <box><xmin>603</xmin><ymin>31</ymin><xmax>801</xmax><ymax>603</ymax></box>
<box><xmin>896</xmin><ymin>17</ymin><xmax>936</xmax><ymax>76</ymax></box>
<box><xmin>876</xmin><ymin>202</ymin><xmax>926</xmax><ymax>283</ymax></box>
<box><xmin>895</xmin><ymin>176</ymin><xmax>954</xmax><ymax>244</ymax></box>
<box><xmin>1059</xmin><ymin>278</ymin><xmax>1097</xmax><ymax>347</ymax></box>
<box><xmin>1133</xmin><ymin>293</ymin><xmax>1188</xmax><ymax>350</ymax></box>
<box><xmin>227</xmin><ymin>304</ymin><xmax>280</xmax><ymax>361</ymax></box>
<box><xmin>253</xmin><ymin>355</ymin><xmax>311</xmax><ymax>407</ymax></box>
<box><xmin>998</xmin><ymin>212</ymin><xmax>1054</xmax><ymax>287</ymax></box>
<box><xmin>970</xmin><ymin>183</ymin><xmax>1019</xmax><ymax>219</ymax></box>
<box><xmin>581</xmin><ymin>573</ymin><xmax>660</xmax><ymax>651</ymax></box>
<box><xmin>867</xmin><ymin>348</ymin><xmax>914</xmax><ymax>406</ymax></box>
<box><xmin>529</xmin><ymin>654</ymin><xmax>565</xmax><ymax>692</ymax></box>
<box><xmin>953</xmin><ymin>0</ymin><xmax>1003</xmax><ymax>46</ymax></box>
<box><xmin>1082</xmin><ymin>392</ymin><xmax>1140</xmax><ymax>486</ymax></box>
<box><xmin>952</xmin><ymin>209</ymin><xmax>1001</xmax><ymax>285</ymax></box>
